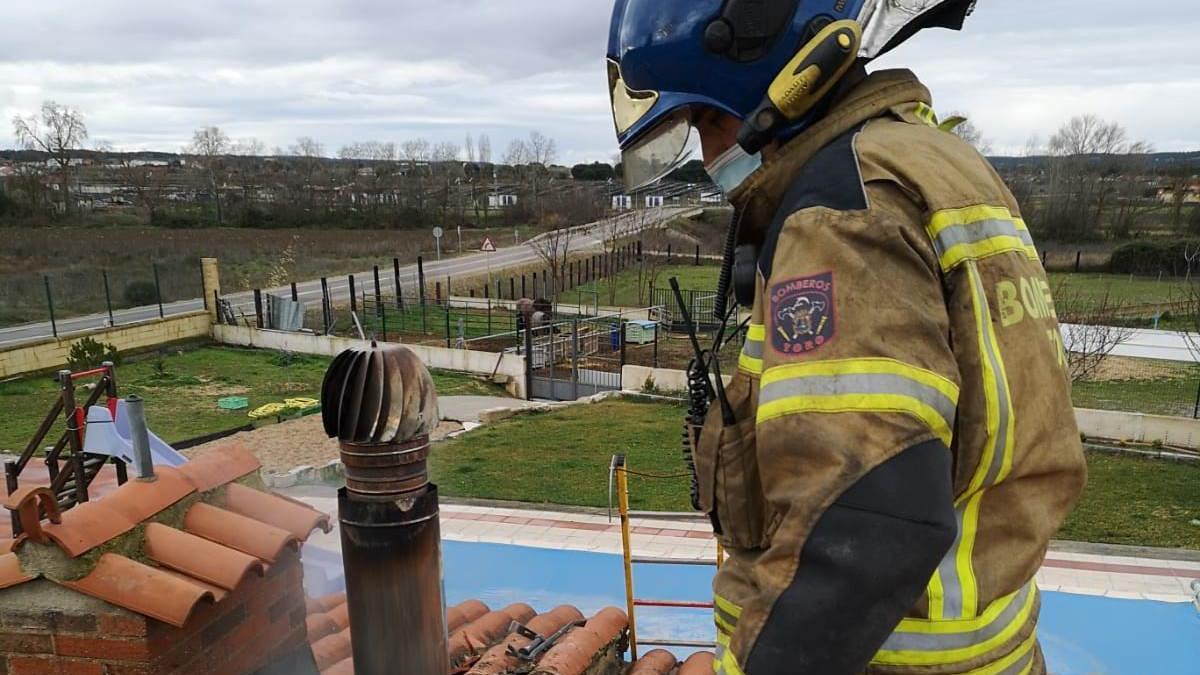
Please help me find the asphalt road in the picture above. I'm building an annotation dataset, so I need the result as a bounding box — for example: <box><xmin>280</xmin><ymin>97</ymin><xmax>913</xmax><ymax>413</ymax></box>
<box><xmin>0</xmin><ymin>208</ymin><xmax>699</xmax><ymax>348</ymax></box>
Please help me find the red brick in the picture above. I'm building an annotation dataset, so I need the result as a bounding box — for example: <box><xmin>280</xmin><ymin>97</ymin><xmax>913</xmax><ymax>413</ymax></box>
<box><xmin>6</xmin><ymin>656</ymin><xmax>56</xmax><ymax>675</ymax></box>
<box><xmin>97</xmin><ymin>615</ymin><xmax>146</xmax><ymax>639</ymax></box>
<box><xmin>0</xmin><ymin>633</ymin><xmax>54</xmax><ymax>655</ymax></box>
<box><xmin>59</xmin><ymin>659</ymin><xmax>105</xmax><ymax>675</ymax></box>
<box><xmin>54</xmin><ymin>636</ymin><xmax>151</xmax><ymax>662</ymax></box>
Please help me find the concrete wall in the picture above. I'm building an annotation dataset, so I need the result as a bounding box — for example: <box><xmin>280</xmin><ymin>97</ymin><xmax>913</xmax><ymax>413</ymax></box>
<box><xmin>213</xmin><ymin>324</ymin><xmax>528</xmax><ymax>398</ymax></box>
<box><xmin>0</xmin><ymin>311</ymin><xmax>212</xmax><ymax>378</ymax></box>
<box><xmin>622</xmin><ymin>365</ymin><xmax>1200</xmax><ymax>449</ymax></box>
<box><xmin>1074</xmin><ymin>408</ymin><xmax>1200</xmax><ymax>449</ymax></box>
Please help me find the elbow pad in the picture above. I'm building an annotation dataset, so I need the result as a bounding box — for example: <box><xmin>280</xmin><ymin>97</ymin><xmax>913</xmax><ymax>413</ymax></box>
<box><xmin>745</xmin><ymin>439</ymin><xmax>958</xmax><ymax>675</ymax></box>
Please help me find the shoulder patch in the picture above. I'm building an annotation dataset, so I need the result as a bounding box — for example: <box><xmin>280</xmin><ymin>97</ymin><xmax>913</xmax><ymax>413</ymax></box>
<box><xmin>759</xmin><ymin>124</ymin><xmax>868</xmax><ymax>280</ymax></box>
<box><xmin>769</xmin><ymin>271</ymin><xmax>836</xmax><ymax>356</ymax></box>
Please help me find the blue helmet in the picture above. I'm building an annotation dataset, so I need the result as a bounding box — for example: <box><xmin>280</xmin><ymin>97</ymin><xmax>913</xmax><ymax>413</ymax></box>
<box><xmin>608</xmin><ymin>0</ymin><xmax>976</xmax><ymax>188</ymax></box>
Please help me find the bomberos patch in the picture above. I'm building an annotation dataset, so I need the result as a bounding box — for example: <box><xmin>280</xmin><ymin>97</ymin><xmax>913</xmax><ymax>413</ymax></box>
<box><xmin>770</xmin><ymin>272</ymin><xmax>835</xmax><ymax>355</ymax></box>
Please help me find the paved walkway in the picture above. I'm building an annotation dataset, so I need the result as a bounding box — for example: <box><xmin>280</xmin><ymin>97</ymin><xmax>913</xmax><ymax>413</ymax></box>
<box><xmin>287</xmin><ymin>488</ymin><xmax>1200</xmax><ymax>604</ymax></box>
<box><xmin>438</xmin><ymin>395</ymin><xmax>540</xmax><ymax>424</ymax></box>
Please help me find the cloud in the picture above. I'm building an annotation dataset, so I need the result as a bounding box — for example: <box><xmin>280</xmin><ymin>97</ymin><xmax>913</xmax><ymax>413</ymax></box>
<box><xmin>0</xmin><ymin>0</ymin><xmax>1195</xmax><ymax>162</ymax></box>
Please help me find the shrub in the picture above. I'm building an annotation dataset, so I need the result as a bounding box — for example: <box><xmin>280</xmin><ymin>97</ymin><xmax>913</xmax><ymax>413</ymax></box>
<box><xmin>123</xmin><ymin>280</ymin><xmax>159</xmax><ymax>306</ymax></box>
<box><xmin>67</xmin><ymin>337</ymin><xmax>121</xmax><ymax>371</ymax></box>
<box><xmin>1108</xmin><ymin>239</ymin><xmax>1200</xmax><ymax>276</ymax></box>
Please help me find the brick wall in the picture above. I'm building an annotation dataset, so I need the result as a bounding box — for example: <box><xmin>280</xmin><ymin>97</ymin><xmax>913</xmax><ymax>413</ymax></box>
<box><xmin>0</xmin><ymin>312</ymin><xmax>212</xmax><ymax>379</ymax></box>
<box><xmin>0</xmin><ymin>549</ymin><xmax>316</xmax><ymax>675</ymax></box>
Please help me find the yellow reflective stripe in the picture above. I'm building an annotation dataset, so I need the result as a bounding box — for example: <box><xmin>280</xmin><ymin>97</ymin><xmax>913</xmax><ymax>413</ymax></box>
<box><xmin>758</xmin><ymin>359</ymin><xmax>959</xmax><ymax>446</ymax></box>
<box><xmin>927</xmin><ymin>205</ymin><xmax>1039</xmax><ymax>272</ymax></box>
<box><xmin>739</xmin><ymin>324</ymin><xmax>765</xmax><ymax>375</ymax></box>
<box><xmin>714</xmin><ymin>611</ymin><xmax>737</xmax><ymax>636</ymax></box>
<box><xmin>714</xmin><ymin>593</ymin><xmax>743</xmax><ymax>620</ymax></box>
<box><xmin>715</xmin><ymin>630</ymin><xmax>746</xmax><ymax>675</ymax></box>
<box><xmin>966</xmin><ymin>262</ymin><xmax>1018</xmax><ymax>493</ymax></box>
<box><xmin>927</xmin><ymin>566</ymin><xmax>946</xmax><ymax>620</ymax></box>
<box><xmin>956</xmin><ymin>493</ymin><xmax>984</xmax><ymax>618</ymax></box>
<box><xmin>875</xmin><ymin>583</ymin><xmax>1037</xmax><ymax>667</ymax></box>
<box><xmin>963</xmin><ymin>632</ymin><xmax>1038</xmax><ymax>675</ymax></box>
<box><xmin>915</xmin><ymin>102</ymin><xmax>939</xmax><ymax>127</ymax></box>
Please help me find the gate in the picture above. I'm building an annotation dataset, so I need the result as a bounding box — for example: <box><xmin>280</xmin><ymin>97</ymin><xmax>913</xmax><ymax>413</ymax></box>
<box><xmin>525</xmin><ymin>315</ymin><xmax>627</xmax><ymax>401</ymax></box>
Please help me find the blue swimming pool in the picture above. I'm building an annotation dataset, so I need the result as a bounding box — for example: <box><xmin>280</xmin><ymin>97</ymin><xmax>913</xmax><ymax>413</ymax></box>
<box><xmin>436</xmin><ymin>541</ymin><xmax>1198</xmax><ymax>674</ymax></box>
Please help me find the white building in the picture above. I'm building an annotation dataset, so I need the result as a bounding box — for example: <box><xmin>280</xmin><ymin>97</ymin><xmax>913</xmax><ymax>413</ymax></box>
<box><xmin>612</xmin><ymin>195</ymin><xmax>633</xmax><ymax>210</ymax></box>
<box><xmin>488</xmin><ymin>194</ymin><xmax>518</xmax><ymax>208</ymax></box>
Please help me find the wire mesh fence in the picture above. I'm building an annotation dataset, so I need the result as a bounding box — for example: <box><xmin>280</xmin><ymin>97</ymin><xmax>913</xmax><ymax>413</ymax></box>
<box><xmin>0</xmin><ymin>261</ymin><xmax>204</xmax><ymax>333</ymax></box>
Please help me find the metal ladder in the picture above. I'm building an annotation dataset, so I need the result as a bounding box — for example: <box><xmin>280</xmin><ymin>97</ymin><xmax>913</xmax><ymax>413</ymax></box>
<box><xmin>610</xmin><ymin>454</ymin><xmax>721</xmax><ymax>659</ymax></box>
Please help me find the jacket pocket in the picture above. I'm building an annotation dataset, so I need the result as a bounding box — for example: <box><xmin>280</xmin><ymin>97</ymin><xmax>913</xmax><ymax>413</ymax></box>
<box><xmin>695</xmin><ymin>412</ymin><xmax>774</xmax><ymax>550</ymax></box>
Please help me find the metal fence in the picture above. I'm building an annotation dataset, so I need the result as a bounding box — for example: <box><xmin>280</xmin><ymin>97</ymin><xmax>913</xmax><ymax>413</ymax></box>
<box><xmin>0</xmin><ymin>262</ymin><xmax>204</xmax><ymax>334</ymax></box>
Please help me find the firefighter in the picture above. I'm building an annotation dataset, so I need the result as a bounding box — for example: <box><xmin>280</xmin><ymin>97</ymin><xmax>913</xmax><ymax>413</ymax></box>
<box><xmin>606</xmin><ymin>2</ymin><xmax>1087</xmax><ymax>673</ymax></box>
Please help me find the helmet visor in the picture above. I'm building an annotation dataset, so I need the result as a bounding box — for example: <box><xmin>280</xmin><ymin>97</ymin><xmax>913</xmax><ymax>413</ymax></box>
<box><xmin>608</xmin><ymin>58</ymin><xmax>659</xmax><ymax>137</ymax></box>
<box><xmin>620</xmin><ymin>115</ymin><xmax>698</xmax><ymax>190</ymax></box>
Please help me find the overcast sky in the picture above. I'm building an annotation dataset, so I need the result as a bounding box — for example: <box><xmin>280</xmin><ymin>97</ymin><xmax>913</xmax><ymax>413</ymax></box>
<box><xmin>1</xmin><ymin>0</ymin><xmax>1195</xmax><ymax>163</ymax></box>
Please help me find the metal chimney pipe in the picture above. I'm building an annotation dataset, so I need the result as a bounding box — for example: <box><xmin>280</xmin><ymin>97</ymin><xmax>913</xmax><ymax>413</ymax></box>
<box><xmin>125</xmin><ymin>395</ymin><xmax>155</xmax><ymax>481</ymax></box>
<box><xmin>321</xmin><ymin>343</ymin><xmax>446</xmax><ymax>675</ymax></box>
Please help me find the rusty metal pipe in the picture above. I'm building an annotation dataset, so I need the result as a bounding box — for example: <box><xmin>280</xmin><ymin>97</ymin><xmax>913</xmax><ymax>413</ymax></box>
<box><xmin>323</xmin><ymin>343</ymin><xmax>446</xmax><ymax>675</ymax></box>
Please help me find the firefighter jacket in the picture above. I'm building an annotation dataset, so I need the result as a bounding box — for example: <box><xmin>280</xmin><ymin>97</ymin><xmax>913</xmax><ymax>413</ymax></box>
<box><xmin>696</xmin><ymin>69</ymin><xmax>1087</xmax><ymax>674</ymax></box>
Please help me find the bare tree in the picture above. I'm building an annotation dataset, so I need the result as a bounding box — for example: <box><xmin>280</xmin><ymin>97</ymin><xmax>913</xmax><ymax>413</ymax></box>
<box><xmin>12</xmin><ymin>101</ymin><xmax>89</xmax><ymax>214</ymax></box>
<box><xmin>527</xmin><ymin>218</ymin><xmax>573</xmax><ymax>298</ymax></box>
<box><xmin>187</xmin><ymin>126</ymin><xmax>231</xmax><ymax>225</ymax></box>
<box><xmin>477</xmin><ymin>134</ymin><xmax>492</xmax><ymax>164</ymax></box>
<box><xmin>230</xmin><ymin>137</ymin><xmax>265</xmax><ymax>224</ymax></box>
<box><xmin>1049</xmin><ymin>115</ymin><xmax>1152</xmax><ymax>157</ymax></box>
<box><xmin>1054</xmin><ymin>280</ymin><xmax>1134</xmax><ymax>382</ymax></box>
<box><xmin>944</xmin><ymin>111</ymin><xmax>992</xmax><ymax>155</ymax></box>
<box><xmin>465</xmin><ymin>134</ymin><xmax>476</xmax><ymax>163</ymax></box>
<box><xmin>288</xmin><ymin>137</ymin><xmax>326</xmax><ymax>211</ymax></box>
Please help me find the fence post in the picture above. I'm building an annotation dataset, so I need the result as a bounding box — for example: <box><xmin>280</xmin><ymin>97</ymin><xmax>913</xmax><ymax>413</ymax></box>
<box><xmin>1041</xmin><ymin>250</ymin><xmax>1048</xmax><ymax>268</ymax></box>
<box><xmin>637</xmin><ymin>239</ymin><xmax>643</xmax><ymax>260</ymax></box>
<box><xmin>290</xmin><ymin>281</ymin><xmax>298</xmax><ymax>302</ymax></box>
<box><xmin>652</xmin><ymin>321</ymin><xmax>659</xmax><ymax>368</ymax></box>
<box><xmin>487</xmin><ymin>297</ymin><xmax>492</xmax><ymax>335</ymax></box>
<box><xmin>152</xmin><ymin>263</ymin><xmax>165</xmax><ymax>319</ymax></box>
<box><xmin>44</xmin><ymin>275</ymin><xmax>57</xmax><ymax>338</ymax></box>
<box><xmin>1074</xmin><ymin>251</ymin><xmax>1082</xmax><ymax>273</ymax></box>
<box><xmin>101</xmin><ymin>270</ymin><xmax>115</xmax><ymax>327</ymax></box>
<box><xmin>509</xmin><ymin>277</ymin><xmax>515</xmax><ymax>301</ymax></box>
<box><xmin>445</xmin><ymin>303</ymin><xmax>452</xmax><ymax>348</ymax></box>
<box><xmin>571</xmin><ymin>320</ymin><xmax>580</xmax><ymax>400</ymax></box>
<box><xmin>523</xmin><ymin>320</ymin><xmax>534</xmax><ymax>401</ymax></box>
<box><xmin>695</xmin><ymin>245</ymin><xmax>701</xmax><ymax>266</ymax></box>
<box><xmin>349</xmin><ymin>275</ymin><xmax>358</xmax><ymax>313</ymax></box>
<box><xmin>320</xmin><ymin>277</ymin><xmax>331</xmax><ymax>334</ymax></box>
<box><xmin>253</xmin><ymin>289</ymin><xmax>264</xmax><ymax>328</ymax></box>
<box><xmin>668</xmin><ymin>244</ymin><xmax>673</xmax><ymax>262</ymax></box>
<box><xmin>619</xmin><ymin>320</ymin><xmax>627</xmax><ymax>366</ymax></box>
<box><xmin>393</xmin><ymin>258</ymin><xmax>403</xmax><ymax>309</ymax></box>
<box><xmin>521</xmin><ymin>274</ymin><xmax>527</xmax><ymax>298</ymax></box>
<box><xmin>435</xmin><ymin>281</ymin><xmax>442</xmax><ymax>303</ymax></box>
<box><xmin>1193</xmin><ymin>379</ymin><xmax>1200</xmax><ymax>419</ymax></box>
<box><xmin>373</xmin><ymin>265</ymin><xmax>383</xmax><ymax>316</ymax></box>
<box><xmin>417</xmin><ymin>256</ymin><xmax>427</xmax><ymax>305</ymax></box>
<box><xmin>381</xmin><ymin>301</ymin><xmax>388</xmax><ymax>342</ymax></box>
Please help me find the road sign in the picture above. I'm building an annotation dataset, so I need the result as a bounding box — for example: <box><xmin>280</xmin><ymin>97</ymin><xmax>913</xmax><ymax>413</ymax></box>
<box><xmin>432</xmin><ymin>226</ymin><xmax>444</xmax><ymax>239</ymax></box>
<box><xmin>480</xmin><ymin>236</ymin><xmax>497</xmax><ymax>253</ymax></box>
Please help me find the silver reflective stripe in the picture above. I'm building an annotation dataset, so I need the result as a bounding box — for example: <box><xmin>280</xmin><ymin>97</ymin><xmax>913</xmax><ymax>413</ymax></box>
<box><xmin>997</xmin><ymin>645</ymin><xmax>1037</xmax><ymax>675</ymax></box>
<box><xmin>881</xmin><ymin>583</ymin><xmax>1033</xmax><ymax>653</ymax></box>
<box><xmin>933</xmin><ymin>219</ymin><xmax>1029</xmax><ymax>258</ymax></box>
<box><xmin>936</xmin><ymin>507</ymin><xmax>968</xmax><ymax>618</ymax></box>
<box><xmin>971</xmin><ymin>265</ymin><xmax>1013</xmax><ymax>488</ymax></box>
<box><xmin>758</xmin><ymin>372</ymin><xmax>957</xmax><ymax>427</ymax></box>
<box><xmin>742</xmin><ymin>338</ymin><xmax>764</xmax><ymax>360</ymax></box>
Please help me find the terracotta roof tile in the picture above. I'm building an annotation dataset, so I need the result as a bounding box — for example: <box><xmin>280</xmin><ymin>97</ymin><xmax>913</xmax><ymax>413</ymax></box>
<box><xmin>183</xmin><ymin>502</ymin><xmax>299</xmax><ymax>563</ymax></box>
<box><xmin>144</xmin><ymin>522</ymin><xmax>265</xmax><ymax>590</ymax></box>
<box><xmin>326</xmin><ymin>600</ymin><xmax>351</xmax><ymax>631</ymax></box>
<box><xmin>0</xmin><ymin>463</ymin><xmax>119</xmax><ymax>536</ymax></box>
<box><xmin>61</xmin><ymin>553</ymin><xmax>216</xmax><ymax>627</ymax></box>
<box><xmin>306</xmin><ymin>613</ymin><xmax>340</xmax><ymax>645</ymax></box>
<box><xmin>627</xmin><ymin>649</ymin><xmax>678</xmax><ymax>674</ymax></box>
<box><xmin>530</xmin><ymin>607</ymin><xmax>628</xmax><ymax>675</ymax></box>
<box><xmin>447</xmin><ymin>598</ymin><xmax>490</xmax><ymax>633</ymax></box>
<box><xmin>466</xmin><ymin>605</ymin><xmax>586</xmax><ymax>675</ymax></box>
<box><xmin>314</xmin><ymin>591</ymin><xmax>347</xmax><ymax>613</ymax></box>
<box><xmin>223</xmin><ymin>482</ymin><xmax>333</xmax><ymax>539</ymax></box>
<box><xmin>99</xmin><ymin>467</ymin><xmax>195</xmax><ymax>524</ymax></box>
<box><xmin>448</xmin><ymin>603</ymin><xmax>536</xmax><ymax>668</ymax></box>
<box><xmin>323</xmin><ymin>657</ymin><xmax>355</xmax><ymax>675</ymax></box>
<box><xmin>176</xmin><ymin>441</ymin><xmax>261</xmax><ymax>491</ymax></box>
<box><xmin>678</xmin><ymin>652</ymin><xmax>716</xmax><ymax>675</ymax></box>
<box><xmin>311</xmin><ymin>629</ymin><xmax>352</xmax><ymax>671</ymax></box>
<box><xmin>0</xmin><ymin>552</ymin><xmax>34</xmax><ymax>590</ymax></box>
<box><xmin>0</xmin><ymin>444</ymin><xmax>331</xmax><ymax>631</ymax></box>
<box><xmin>41</xmin><ymin>500</ymin><xmax>136</xmax><ymax>558</ymax></box>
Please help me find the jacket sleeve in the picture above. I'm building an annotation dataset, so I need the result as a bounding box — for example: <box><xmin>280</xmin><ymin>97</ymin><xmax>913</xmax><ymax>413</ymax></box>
<box><xmin>735</xmin><ymin>182</ymin><xmax>961</xmax><ymax>673</ymax></box>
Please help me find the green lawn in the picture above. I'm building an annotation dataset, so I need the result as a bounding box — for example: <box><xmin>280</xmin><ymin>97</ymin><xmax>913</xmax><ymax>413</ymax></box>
<box><xmin>568</xmin><ymin>263</ymin><xmax>722</xmax><ymax>308</ymax></box>
<box><xmin>1047</xmin><ymin>272</ymin><xmax>1183</xmax><ymax>308</ymax></box>
<box><xmin>1072</xmin><ymin>360</ymin><xmax>1200</xmax><ymax>417</ymax></box>
<box><xmin>431</xmin><ymin>400</ymin><xmax>1200</xmax><ymax>549</ymax></box>
<box><xmin>0</xmin><ymin>345</ymin><xmax>506</xmax><ymax>453</ymax></box>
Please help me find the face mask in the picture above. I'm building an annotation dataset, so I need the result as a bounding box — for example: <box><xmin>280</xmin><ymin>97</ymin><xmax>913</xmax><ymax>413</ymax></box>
<box><xmin>705</xmin><ymin>143</ymin><xmax>762</xmax><ymax>194</ymax></box>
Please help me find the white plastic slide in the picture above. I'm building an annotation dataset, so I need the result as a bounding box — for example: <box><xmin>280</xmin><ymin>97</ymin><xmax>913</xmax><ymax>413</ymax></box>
<box><xmin>82</xmin><ymin>399</ymin><xmax>189</xmax><ymax>468</ymax></box>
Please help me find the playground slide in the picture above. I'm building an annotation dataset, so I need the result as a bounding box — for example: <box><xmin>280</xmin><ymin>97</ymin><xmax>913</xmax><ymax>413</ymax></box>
<box><xmin>82</xmin><ymin>399</ymin><xmax>188</xmax><ymax>468</ymax></box>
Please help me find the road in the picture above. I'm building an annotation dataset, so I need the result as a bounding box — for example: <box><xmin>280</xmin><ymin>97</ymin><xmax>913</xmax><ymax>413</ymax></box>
<box><xmin>0</xmin><ymin>208</ymin><xmax>699</xmax><ymax>348</ymax></box>
<box><xmin>1062</xmin><ymin>323</ymin><xmax>1200</xmax><ymax>363</ymax></box>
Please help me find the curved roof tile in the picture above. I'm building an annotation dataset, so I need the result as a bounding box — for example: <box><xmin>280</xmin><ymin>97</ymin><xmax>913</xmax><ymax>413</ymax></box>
<box><xmin>99</xmin><ymin>467</ymin><xmax>195</xmax><ymax>524</ymax></box>
<box><xmin>41</xmin><ymin>501</ymin><xmax>136</xmax><ymax>558</ymax></box>
<box><xmin>223</xmin><ymin>482</ymin><xmax>333</xmax><ymax>539</ymax></box>
<box><xmin>183</xmin><ymin>502</ymin><xmax>299</xmax><ymax>563</ymax></box>
<box><xmin>62</xmin><ymin>553</ymin><xmax>215</xmax><ymax>627</ymax></box>
<box><xmin>311</xmin><ymin>629</ymin><xmax>352</xmax><ymax>671</ymax></box>
<box><xmin>466</xmin><ymin>605</ymin><xmax>585</xmax><ymax>675</ymax></box>
<box><xmin>144</xmin><ymin>522</ymin><xmax>265</xmax><ymax>590</ymax></box>
<box><xmin>0</xmin><ymin>552</ymin><xmax>34</xmax><ymax>590</ymax></box>
<box><xmin>448</xmin><ymin>603</ymin><xmax>536</xmax><ymax>667</ymax></box>
<box><xmin>628</xmin><ymin>649</ymin><xmax>678</xmax><ymax>674</ymax></box>
<box><xmin>679</xmin><ymin>652</ymin><xmax>717</xmax><ymax>675</ymax></box>
<box><xmin>447</xmin><ymin>598</ymin><xmax>490</xmax><ymax>633</ymax></box>
<box><xmin>176</xmin><ymin>442</ymin><xmax>261</xmax><ymax>492</ymax></box>
<box><xmin>530</xmin><ymin>607</ymin><xmax>628</xmax><ymax>675</ymax></box>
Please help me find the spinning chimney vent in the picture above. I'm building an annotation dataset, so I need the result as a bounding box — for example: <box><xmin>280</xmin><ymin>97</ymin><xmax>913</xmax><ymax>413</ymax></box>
<box><xmin>321</xmin><ymin>342</ymin><xmax>448</xmax><ymax>675</ymax></box>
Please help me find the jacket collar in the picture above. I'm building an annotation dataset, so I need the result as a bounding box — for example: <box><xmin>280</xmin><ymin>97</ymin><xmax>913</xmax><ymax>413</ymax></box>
<box><xmin>727</xmin><ymin>69</ymin><xmax>932</xmax><ymax>229</ymax></box>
